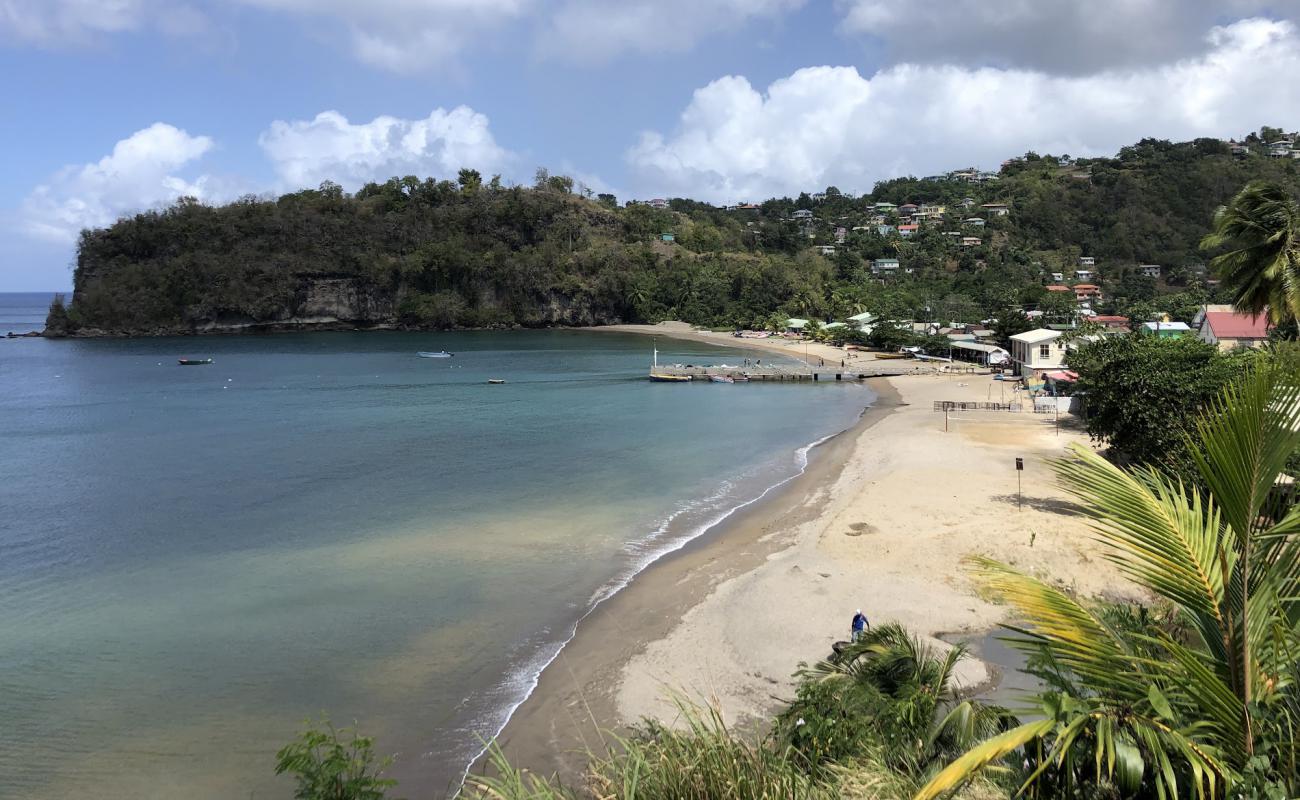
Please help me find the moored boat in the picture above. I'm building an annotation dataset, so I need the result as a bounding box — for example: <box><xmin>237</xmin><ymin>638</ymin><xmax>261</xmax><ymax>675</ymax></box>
<box><xmin>648</xmin><ymin>340</ymin><xmax>692</xmax><ymax>382</ymax></box>
<box><xmin>177</xmin><ymin>358</ymin><xmax>213</xmax><ymax>365</ymax></box>
<box><xmin>417</xmin><ymin>351</ymin><xmax>453</xmax><ymax>358</ymax></box>
<box><xmin>487</xmin><ymin>379</ymin><xmax>506</xmax><ymax>384</ymax></box>
<box><xmin>709</xmin><ymin>375</ymin><xmax>735</xmax><ymax>383</ymax></box>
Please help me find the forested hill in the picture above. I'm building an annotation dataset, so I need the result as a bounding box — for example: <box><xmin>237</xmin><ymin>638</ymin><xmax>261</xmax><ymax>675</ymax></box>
<box><xmin>49</xmin><ymin>130</ymin><xmax>1300</xmax><ymax>336</ymax></box>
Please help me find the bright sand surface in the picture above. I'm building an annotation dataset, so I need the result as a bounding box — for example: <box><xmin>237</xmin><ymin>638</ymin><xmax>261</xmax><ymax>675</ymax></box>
<box><xmin>489</xmin><ymin>325</ymin><xmax>1133</xmax><ymax>785</ymax></box>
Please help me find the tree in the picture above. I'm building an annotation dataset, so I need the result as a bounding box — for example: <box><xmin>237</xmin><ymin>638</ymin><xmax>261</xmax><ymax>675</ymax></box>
<box><xmin>596</xmin><ymin>193</ymin><xmax>617</xmax><ymax>209</ymax></box>
<box><xmin>776</xmin><ymin>624</ymin><xmax>1013</xmax><ymax>777</ymax></box>
<box><xmin>1066</xmin><ymin>334</ymin><xmax>1255</xmax><ymax>469</ymax></box>
<box><xmin>919</xmin><ymin>350</ymin><xmax>1300</xmax><ymax>799</ymax></box>
<box><xmin>275</xmin><ymin>719</ymin><xmax>398</xmax><ymax>800</ymax></box>
<box><xmin>456</xmin><ymin>168</ymin><xmax>482</xmax><ymax>194</ymax></box>
<box><xmin>1201</xmin><ymin>181</ymin><xmax>1300</xmax><ymax>324</ymax></box>
<box><xmin>992</xmin><ymin>308</ymin><xmax>1033</xmax><ymax>349</ymax></box>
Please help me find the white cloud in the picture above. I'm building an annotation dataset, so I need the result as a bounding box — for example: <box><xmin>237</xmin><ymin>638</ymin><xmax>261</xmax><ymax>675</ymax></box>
<box><xmin>0</xmin><ymin>0</ymin><xmax>206</xmax><ymax>45</ymax></box>
<box><xmin>21</xmin><ymin>123</ymin><xmax>215</xmax><ymax>242</ymax></box>
<box><xmin>258</xmin><ymin>107</ymin><xmax>514</xmax><ymax>191</ymax></box>
<box><xmin>232</xmin><ymin>0</ymin><xmax>531</xmax><ymax>72</ymax></box>
<box><xmin>628</xmin><ymin>18</ymin><xmax>1300</xmax><ymax>203</ymax></box>
<box><xmin>540</xmin><ymin>0</ymin><xmax>803</xmax><ymax>62</ymax></box>
<box><xmin>837</xmin><ymin>0</ymin><xmax>1300</xmax><ymax>74</ymax></box>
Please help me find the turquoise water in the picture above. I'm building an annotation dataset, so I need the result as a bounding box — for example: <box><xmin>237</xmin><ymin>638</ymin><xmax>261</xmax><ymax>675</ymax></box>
<box><xmin>0</xmin><ymin>294</ymin><xmax>874</xmax><ymax>799</ymax></box>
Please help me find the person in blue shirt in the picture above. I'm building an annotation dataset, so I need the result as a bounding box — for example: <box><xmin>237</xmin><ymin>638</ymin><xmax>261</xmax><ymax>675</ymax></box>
<box><xmin>851</xmin><ymin>609</ymin><xmax>868</xmax><ymax>642</ymax></box>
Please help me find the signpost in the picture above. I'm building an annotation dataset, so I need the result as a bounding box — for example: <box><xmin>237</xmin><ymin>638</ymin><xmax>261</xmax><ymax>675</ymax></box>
<box><xmin>1015</xmin><ymin>457</ymin><xmax>1024</xmax><ymax>510</ymax></box>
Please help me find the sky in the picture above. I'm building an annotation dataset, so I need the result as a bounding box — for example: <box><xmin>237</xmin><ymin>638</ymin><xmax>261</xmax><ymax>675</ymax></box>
<box><xmin>3</xmin><ymin>0</ymin><xmax>1300</xmax><ymax>290</ymax></box>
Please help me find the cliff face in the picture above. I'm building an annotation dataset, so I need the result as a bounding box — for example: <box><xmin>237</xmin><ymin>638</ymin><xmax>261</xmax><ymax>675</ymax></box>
<box><xmin>55</xmin><ymin>185</ymin><xmax>646</xmax><ymax>336</ymax></box>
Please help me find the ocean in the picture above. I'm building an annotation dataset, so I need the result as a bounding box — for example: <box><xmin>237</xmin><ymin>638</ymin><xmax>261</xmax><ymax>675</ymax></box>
<box><xmin>0</xmin><ymin>293</ymin><xmax>874</xmax><ymax>799</ymax></box>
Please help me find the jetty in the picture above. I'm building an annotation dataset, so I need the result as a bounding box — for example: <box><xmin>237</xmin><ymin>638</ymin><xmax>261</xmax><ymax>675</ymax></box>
<box><xmin>648</xmin><ymin>360</ymin><xmax>951</xmax><ymax>382</ymax></box>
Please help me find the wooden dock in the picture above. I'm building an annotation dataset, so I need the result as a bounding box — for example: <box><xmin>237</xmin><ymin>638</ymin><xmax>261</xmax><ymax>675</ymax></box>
<box><xmin>650</xmin><ymin>360</ymin><xmax>945</xmax><ymax>382</ymax></box>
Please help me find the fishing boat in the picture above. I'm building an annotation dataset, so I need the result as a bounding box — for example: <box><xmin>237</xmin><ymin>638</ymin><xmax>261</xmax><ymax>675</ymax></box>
<box><xmin>648</xmin><ymin>341</ymin><xmax>692</xmax><ymax>382</ymax></box>
<box><xmin>177</xmin><ymin>358</ymin><xmax>213</xmax><ymax>366</ymax></box>
<box><xmin>732</xmin><ymin>374</ymin><xmax>750</xmax><ymax>382</ymax></box>
<box><xmin>874</xmin><ymin>352</ymin><xmax>911</xmax><ymax>360</ymax></box>
<box><xmin>709</xmin><ymin>375</ymin><xmax>735</xmax><ymax>384</ymax></box>
<box><xmin>417</xmin><ymin>351</ymin><xmax>453</xmax><ymax>358</ymax></box>
<box><xmin>487</xmin><ymin>379</ymin><xmax>506</xmax><ymax>384</ymax></box>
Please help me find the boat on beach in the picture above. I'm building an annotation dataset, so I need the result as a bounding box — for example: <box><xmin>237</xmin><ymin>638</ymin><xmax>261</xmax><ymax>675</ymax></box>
<box><xmin>418</xmin><ymin>351</ymin><xmax>453</xmax><ymax>358</ymax></box>
<box><xmin>177</xmin><ymin>358</ymin><xmax>213</xmax><ymax>365</ymax></box>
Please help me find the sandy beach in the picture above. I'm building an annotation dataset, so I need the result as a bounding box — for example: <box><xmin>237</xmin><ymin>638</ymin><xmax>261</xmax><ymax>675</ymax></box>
<box><xmin>488</xmin><ymin>325</ymin><xmax>1130</xmax><ymax>787</ymax></box>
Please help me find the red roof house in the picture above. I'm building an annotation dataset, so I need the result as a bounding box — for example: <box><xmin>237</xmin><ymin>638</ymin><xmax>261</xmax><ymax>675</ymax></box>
<box><xmin>1199</xmin><ymin>311</ymin><xmax>1270</xmax><ymax>351</ymax></box>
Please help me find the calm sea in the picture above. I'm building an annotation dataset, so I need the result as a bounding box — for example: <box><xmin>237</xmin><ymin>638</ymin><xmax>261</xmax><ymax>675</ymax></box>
<box><xmin>0</xmin><ymin>293</ymin><xmax>874</xmax><ymax>799</ymax></box>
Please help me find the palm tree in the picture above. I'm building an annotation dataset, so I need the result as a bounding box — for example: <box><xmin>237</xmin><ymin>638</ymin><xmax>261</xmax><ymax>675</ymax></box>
<box><xmin>917</xmin><ymin>350</ymin><xmax>1300</xmax><ymax>799</ymax></box>
<box><xmin>1201</xmin><ymin>181</ymin><xmax>1300</xmax><ymax>325</ymax></box>
<box><xmin>778</xmin><ymin>624</ymin><xmax>1014</xmax><ymax>782</ymax></box>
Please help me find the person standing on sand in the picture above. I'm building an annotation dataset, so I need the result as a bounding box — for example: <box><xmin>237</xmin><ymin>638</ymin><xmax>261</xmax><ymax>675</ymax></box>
<box><xmin>851</xmin><ymin>609</ymin><xmax>868</xmax><ymax>642</ymax></box>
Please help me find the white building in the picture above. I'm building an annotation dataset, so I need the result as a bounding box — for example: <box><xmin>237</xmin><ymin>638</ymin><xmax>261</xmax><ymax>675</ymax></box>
<box><xmin>1138</xmin><ymin>264</ymin><xmax>1161</xmax><ymax>278</ymax></box>
<box><xmin>1010</xmin><ymin>329</ymin><xmax>1072</xmax><ymax>378</ymax></box>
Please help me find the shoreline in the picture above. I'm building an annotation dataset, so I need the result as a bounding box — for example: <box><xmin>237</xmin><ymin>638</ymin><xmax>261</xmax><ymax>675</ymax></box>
<box><xmin>480</xmin><ymin>359</ymin><xmax>1130</xmax><ymax>790</ymax></box>
<box><xmin>482</xmin><ymin>377</ymin><xmax>901</xmax><ymax>786</ymax></box>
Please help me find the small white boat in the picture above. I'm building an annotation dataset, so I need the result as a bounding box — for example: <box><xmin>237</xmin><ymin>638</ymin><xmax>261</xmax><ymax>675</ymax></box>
<box><xmin>487</xmin><ymin>379</ymin><xmax>506</xmax><ymax>384</ymax></box>
<box><xmin>709</xmin><ymin>375</ymin><xmax>735</xmax><ymax>384</ymax></box>
<box><xmin>418</xmin><ymin>351</ymin><xmax>453</xmax><ymax>358</ymax></box>
<box><xmin>733</xmin><ymin>374</ymin><xmax>750</xmax><ymax>382</ymax></box>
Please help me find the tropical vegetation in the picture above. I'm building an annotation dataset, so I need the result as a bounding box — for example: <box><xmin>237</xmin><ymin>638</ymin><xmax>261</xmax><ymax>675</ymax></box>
<box><xmin>49</xmin><ymin>129</ymin><xmax>1300</xmax><ymax>336</ymax></box>
<box><xmin>1202</xmin><ymin>180</ymin><xmax>1300</xmax><ymax>325</ymax></box>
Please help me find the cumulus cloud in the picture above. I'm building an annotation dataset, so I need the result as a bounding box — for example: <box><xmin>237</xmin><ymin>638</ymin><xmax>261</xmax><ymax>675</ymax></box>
<box><xmin>837</xmin><ymin>0</ymin><xmax>1300</xmax><ymax>74</ymax></box>
<box><xmin>258</xmin><ymin>107</ymin><xmax>515</xmax><ymax>191</ymax></box>
<box><xmin>0</xmin><ymin>0</ymin><xmax>206</xmax><ymax>45</ymax></box>
<box><xmin>21</xmin><ymin>123</ymin><xmax>215</xmax><ymax>242</ymax></box>
<box><xmin>540</xmin><ymin>0</ymin><xmax>803</xmax><ymax>62</ymax></box>
<box><xmin>628</xmin><ymin>18</ymin><xmax>1300</xmax><ymax>203</ymax></box>
<box><xmin>231</xmin><ymin>0</ymin><xmax>531</xmax><ymax>72</ymax></box>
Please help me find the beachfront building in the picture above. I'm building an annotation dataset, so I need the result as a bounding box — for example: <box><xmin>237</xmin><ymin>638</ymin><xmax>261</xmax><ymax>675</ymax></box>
<box><xmin>785</xmin><ymin>318</ymin><xmax>809</xmax><ymax>333</ymax></box>
<box><xmin>1009</xmin><ymin>328</ymin><xmax>1072</xmax><ymax>378</ymax></box>
<box><xmin>847</xmin><ymin>311</ymin><xmax>877</xmax><ymax>331</ymax></box>
<box><xmin>949</xmin><ymin>340</ymin><xmax>1010</xmax><ymax>367</ymax></box>
<box><xmin>1198</xmin><ymin>309</ymin><xmax>1271</xmax><ymax>351</ymax></box>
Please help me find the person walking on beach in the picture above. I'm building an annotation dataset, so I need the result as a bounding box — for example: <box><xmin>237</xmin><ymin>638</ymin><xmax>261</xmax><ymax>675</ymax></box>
<box><xmin>851</xmin><ymin>609</ymin><xmax>868</xmax><ymax>642</ymax></box>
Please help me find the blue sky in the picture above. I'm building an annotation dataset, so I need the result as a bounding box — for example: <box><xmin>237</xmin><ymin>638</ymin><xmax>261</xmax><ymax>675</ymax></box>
<box><xmin>3</xmin><ymin>0</ymin><xmax>1299</xmax><ymax>291</ymax></box>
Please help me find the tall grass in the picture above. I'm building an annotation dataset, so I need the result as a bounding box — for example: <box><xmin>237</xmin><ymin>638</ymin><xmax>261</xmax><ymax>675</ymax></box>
<box><xmin>466</xmin><ymin>701</ymin><xmax>831</xmax><ymax>800</ymax></box>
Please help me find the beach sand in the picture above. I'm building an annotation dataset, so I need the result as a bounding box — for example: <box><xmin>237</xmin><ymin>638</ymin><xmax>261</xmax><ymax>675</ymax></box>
<box><xmin>486</xmin><ymin>327</ymin><xmax>1132</xmax><ymax>787</ymax></box>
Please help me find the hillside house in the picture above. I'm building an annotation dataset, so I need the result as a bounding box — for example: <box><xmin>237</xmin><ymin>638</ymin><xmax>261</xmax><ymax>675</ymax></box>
<box><xmin>961</xmin><ymin>237</ymin><xmax>982</xmax><ymax>247</ymax></box>
<box><xmin>1078</xmin><ymin>256</ymin><xmax>1095</xmax><ymax>267</ymax></box>
<box><xmin>792</xmin><ymin>209</ymin><xmax>813</xmax><ymax>220</ymax></box>
<box><xmin>1075</xmin><ymin>269</ymin><xmax>1094</xmax><ymax>281</ymax></box>
<box><xmin>898</xmin><ymin>203</ymin><xmax>919</xmax><ymax>216</ymax></box>
<box><xmin>1140</xmin><ymin>321</ymin><xmax>1190</xmax><ymax>338</ymax></box>
<box><xmin>818</xmin><ymin>245</ymin><xmax>836</xmax><ymax>256</ymax></box>
<box><xmin>877</xmin><ymin>225</ymin><xmax>896</xmax><ymax>236</ymax></box>
<box><xmin>660</xmin><ymin>232</ymin><xmax>675</xmax><ymax>242</ymax></box>
<box><xmin>1269</xmin><ymin>141</ymin><xmax>1294</xmax><ymax>158</ymax></box>
<box><xmin>1199</xmin><ymin>310</ymin><xmax>1271</xmax><ymax>351</ymax></box>
<box><xmin>898</xmin><ymin>224</ymin><xmax>919</xmax><ymax>238</ymax></box>
<box><xmin>981</xmin><ymin>203</ymin><xmax>1010</xmax><ymax>217</ymax></box>
<box><xmin>964</xmin><ymin>217</ymin><xmax>985</xmax><ymax>227</ymax></box>
<box><xmin>873</xmin><ymin>202</ymin><xmax>896</xmax><ymax>212</ymax></box>
<box><xmin>1045</xmin><ymin>284</ymin><xmax>1071</xmax><ymax>293</ymax></box>
<box><xmin>1138</xmin><ymin>264</ymin><xmax>1161</xmax><ymax>278</ymax></box>
<box><xmin>1083</xmin><ymin>314</ymin><xmax>1131</xmax><ymax>333</ymax></box>
<box><xmin>872</xmin><ymin>258</ymin><xmax>901</xmax><ymax>274</ymax></box>
<box><xmin>1230</xmin><ymin>142</ymin><xmax>1250</xmax><ymax>157</ymax></box>
<box><xmin>1074</xmin><ymin>284</ymin><xmax>1103</xmax><ymax>302</ymax></box>
<box><xmin>834</xmin><ymin>227</ymin><xmax>847</xmax><ymax>243</ymax></box>
<box><xmin>647</xmin><ymin>198</ymin><xmax>669</xmax><ymax>209</ymax></box>
<box><xmin>960</xmin><ymin>197</ymin><xmax>976</xmax><ymax>208</ymax></box>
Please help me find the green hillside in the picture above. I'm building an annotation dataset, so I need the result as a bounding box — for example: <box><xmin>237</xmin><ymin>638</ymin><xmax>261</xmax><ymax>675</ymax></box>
<box><xmin>50</xmin><ymin>129</ymin><xmax>1300</xmax><ymax>336</ymax></box>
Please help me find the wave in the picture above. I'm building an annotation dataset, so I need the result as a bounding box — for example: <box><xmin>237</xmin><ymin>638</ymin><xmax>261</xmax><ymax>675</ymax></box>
<box><xmin>448</xmin><ymin>422</ymin><xmax>852</xmax><ymax>794</ymax></box>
